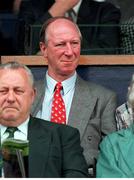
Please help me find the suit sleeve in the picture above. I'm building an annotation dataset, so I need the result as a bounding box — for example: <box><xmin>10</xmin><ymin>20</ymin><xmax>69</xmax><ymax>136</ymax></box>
<box><xmin>96</xmin><ymin>135</ymin><xmax>127</xmax><ymax>178</ymax></box>
<box><xmin>60</xmin><ymin>126</ymin><xmax>89</xmax><ymax>177</ymax></box>
<box><xmin>101</xmin><ymin>91</ymin><xmax>117</xmax><ymax>136</ymax></box>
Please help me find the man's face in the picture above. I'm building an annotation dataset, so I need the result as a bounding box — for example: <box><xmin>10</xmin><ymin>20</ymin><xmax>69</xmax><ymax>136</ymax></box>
<box><xmin>40</xmin><ymin>19</ymin><xmax>81</xmax><ymax>81</ymax></box>
<box><xmin>0</xmin><ymin>68</ymin><xmax>36</xmax><ymax>127</ymax></box>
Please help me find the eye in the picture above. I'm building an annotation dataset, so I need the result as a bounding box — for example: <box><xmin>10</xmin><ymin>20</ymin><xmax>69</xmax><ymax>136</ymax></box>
<box><xmin>15</xmin><ymin>88</ymin><xmax>25</xmax><ymax>95</ymax></box>
<box><xmin>0</xmin><ymin>89</ymin><xmax>8</xmax><ymax>95</ymax></box>
<box><xmin>55</xmin><ymin>42</ymin><xmax>66</xmax><ymax>48</ymax></box>
<box><xmin>71</xmin><ymin>41</ymin><xmax>80</xmax><ymax>47</ymax></box>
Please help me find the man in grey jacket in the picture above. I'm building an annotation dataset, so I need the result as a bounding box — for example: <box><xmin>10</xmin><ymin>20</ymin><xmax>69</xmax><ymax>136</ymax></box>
<box><xmin>31</xmin><ymin>16</ymin><xmax>117</xmax><ymax>176</ymax></box>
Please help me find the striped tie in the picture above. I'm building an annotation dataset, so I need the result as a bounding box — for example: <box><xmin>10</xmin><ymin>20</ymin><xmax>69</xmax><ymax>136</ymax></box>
<box><xmin>6</xmin><ymin>127</ymin><xmax>18</xmax><ymax>138</ymax></box>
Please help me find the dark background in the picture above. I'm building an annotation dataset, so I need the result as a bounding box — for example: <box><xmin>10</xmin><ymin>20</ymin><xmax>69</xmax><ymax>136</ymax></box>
<box><xmin>108</xmin><ymin>0</ymin><xmax>134</xmax><ymax>22</ymax></box>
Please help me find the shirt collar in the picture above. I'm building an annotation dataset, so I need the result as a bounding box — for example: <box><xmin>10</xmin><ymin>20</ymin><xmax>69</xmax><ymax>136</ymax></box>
<box><xmin>46</xmin><ymin>71</ymin><xmax>77</xmax><ymax>95</ymax></box>
<box><xmin>73</xmin><ymin>0</ymin><xmax>82</xmax><ymax>14</ymax></box>
<box><xmin>0</xmin><ymin>117</ymin><xmax>30</xmax><ymax>137</ymax></box>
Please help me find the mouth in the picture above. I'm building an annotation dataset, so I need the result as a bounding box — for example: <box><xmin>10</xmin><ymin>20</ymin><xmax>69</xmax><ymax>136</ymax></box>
<box><xmin>61</xmin><ymin>60</ymin><xmax>74</xmax><ymax>63</ymax></box>
<box><xmin>3</xmin><ymin>107</ymin><xmax>19</xmax><ymax>111</ymax></box>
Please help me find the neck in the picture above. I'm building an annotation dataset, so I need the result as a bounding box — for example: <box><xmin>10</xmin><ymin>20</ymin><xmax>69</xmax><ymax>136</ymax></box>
<box><xmin>48</xmin><ymin>71</ymin><xmax>75</xmax><ymax>82</ymax></box>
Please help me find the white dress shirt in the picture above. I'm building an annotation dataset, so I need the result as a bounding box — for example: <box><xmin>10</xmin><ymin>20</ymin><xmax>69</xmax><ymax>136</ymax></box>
<box><xmin>1</xmin><ymin>117</ymin><xmax>29</xmax><ymax>144</ymax></box>
<box><xmin>1</xmin><ymin>118</ymin><xmax>29</xmax><ymax>177</ymax></box>
<box><xmin>36</xmin><ymin>71</ymin><xmax>77</xmax><ymax>123</ymax></box>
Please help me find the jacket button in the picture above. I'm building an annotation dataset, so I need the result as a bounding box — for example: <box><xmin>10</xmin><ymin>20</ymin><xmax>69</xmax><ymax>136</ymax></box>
<box><xmin>87</xmin><ymin>136</ymin><xmax>92</xmax><ymax>141</ymax></box>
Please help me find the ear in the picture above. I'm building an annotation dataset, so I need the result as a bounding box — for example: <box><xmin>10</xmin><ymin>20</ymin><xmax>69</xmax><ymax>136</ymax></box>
<box><xmin>39</xmin><ymin>42</ymin><xmax>47</xmax><ymax>58</ymax></box>
<box><xmin>31</xmin><ymin>87</ymin><xmax>37</xmax><ymax>104</ymax></box>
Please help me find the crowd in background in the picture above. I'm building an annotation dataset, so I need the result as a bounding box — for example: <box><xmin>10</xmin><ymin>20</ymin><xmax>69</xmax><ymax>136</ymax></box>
<box><xmin>0</xmin><ymin>0</ymin><xmax>134</xmax><ymax>55</ymax></box>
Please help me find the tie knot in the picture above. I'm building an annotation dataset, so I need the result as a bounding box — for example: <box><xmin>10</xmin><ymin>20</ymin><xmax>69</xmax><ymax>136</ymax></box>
<box><xmin>55</xmin><ymin>82</ymin><xmax>62</xmax><ymax>91</ymax></box>
<box><xmin>6</xmin><ymin>127</ymin><xmax>18</xmax><ymax>138</ymax></box>
<box><xmin>67</xmin><ymin>9</ymin><xmax>77</xmax><ymax>22</ymax></box>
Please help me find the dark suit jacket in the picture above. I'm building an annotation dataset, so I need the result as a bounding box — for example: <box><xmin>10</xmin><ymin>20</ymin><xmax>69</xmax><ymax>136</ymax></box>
<box><xmin>77</xmin><ymin>0</ymin><xmax>121</xmax><ymax>54</ymax></box>
<box><xmin>31</xmin><ymin>75</ymin><xmax>117</xmax><ymax>167</ymax></box>
<box><xmin>19</xmin><ymin>0</ymin><xmax>121</xmax><ymax>55</ymax></box>
<box><xmin>27</xmin><ymin>116</ymin><xmax>88</xmax><ymax>177</ymax></box>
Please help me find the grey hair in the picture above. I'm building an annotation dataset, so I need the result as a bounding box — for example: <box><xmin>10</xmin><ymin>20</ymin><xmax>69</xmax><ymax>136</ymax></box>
<box><xmin>39</xmin><ymin>16</ymin><xmax>82</xmax><ymax>44</ymax></box>
<box><xmin>0</xmin><ymin>61</ymin><xmax>34</xmax><ymax>87</ymax></box>
<box><xmin>127</xmin><ymin>74</ymin><xmax>134</xmax><ymax>109</ymax></box>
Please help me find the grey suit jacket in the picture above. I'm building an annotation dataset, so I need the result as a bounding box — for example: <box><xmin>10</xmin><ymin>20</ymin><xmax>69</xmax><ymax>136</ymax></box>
<box><xmin>31</xmin><ymin>75</ymin><xmax>117</xmax><ymax>166</ymax></box>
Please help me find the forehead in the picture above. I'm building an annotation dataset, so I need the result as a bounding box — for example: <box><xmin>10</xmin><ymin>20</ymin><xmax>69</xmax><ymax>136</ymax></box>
<box><xmin>0</xmin><ymin>68</ymin><xmax>29</xmax><ymax>85</ymax></box>
<box><xmin>47</xmin><ymin>19</ymin><xmax>80</xmax><ymax>39</ymax></box>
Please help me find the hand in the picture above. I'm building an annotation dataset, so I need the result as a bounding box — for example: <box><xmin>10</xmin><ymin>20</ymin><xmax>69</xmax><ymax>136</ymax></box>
<box><xmin>13</xmin><ymin>0</ymin><xmax>22</xmax><ymax>14</ymax></box>
<box><xmin>49</xmin><ymin>0</ymin><xmax>80</xmax><ymax>16</ymax></box>
<box><xmin>55</xmin><ymin>0</ymin><xmax>80</xmax><ymax>9</ymax></box>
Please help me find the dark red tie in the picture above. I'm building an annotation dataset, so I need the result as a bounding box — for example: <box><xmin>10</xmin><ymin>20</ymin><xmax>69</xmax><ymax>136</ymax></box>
<box><xmin>51</xmin><ymin>82</ymin><xmax>66</xmax><ymax>124</ymax></box>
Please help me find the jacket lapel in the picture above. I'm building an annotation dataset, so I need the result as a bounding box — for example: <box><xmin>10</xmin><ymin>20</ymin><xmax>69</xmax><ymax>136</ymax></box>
<box><xmin>77</xmin><ymin>0</ymin><xmax>90</xmax><ymax>23</ymax></box>
<box><xmin>77</xmin><ymin>0</ymin><xmax>98</xmax><ymax>24</ymax></box>
<box><xmin>32</xmin><ymin>75</ymin><xmax>98</xmax><ymax>140</ymax></box>
<box><xmin>28</xmin><ymin>117</ymin><xmax>51</xmax><ymax>177</ymax></box>
<box><xmin>68</xmin><ymin>76</ymin><xmax>97</xmax><ymax>139</ymax></box>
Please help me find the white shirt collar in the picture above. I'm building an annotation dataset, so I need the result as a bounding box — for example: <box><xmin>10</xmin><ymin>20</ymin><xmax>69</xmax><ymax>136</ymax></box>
<box><xmin>73</xmin><ymin>0</ymin><xmax>83</xmax><ymax>14</ymax></box>
<box><xmin>0</xmin><ymin>117</ymin><xmax>30</xmax><ymax>137</ymax></box>
<box><xmin>46</xmin><ymin>71</ymin><xmax>77</xmax><ymax>95</ymax></box>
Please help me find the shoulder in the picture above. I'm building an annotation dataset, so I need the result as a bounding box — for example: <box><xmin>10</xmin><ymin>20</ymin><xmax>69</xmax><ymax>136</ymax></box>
<box><xmin>31</xmin><ymin>116</ymin><xmax>80</xmax><ymax>136</ymax></box>
<box><xmin>89</xmin><ymin>81</ymin><xmax>115</xmax><ymax>96</ymax></box>
<box><xmin>91</xmin><ymin>0</ymin><xmax>121</xmax><ymax>19</ymax></box>
<box><xmin>99</xmin><ymin>1</ymin><xmax>120</xmax><ymax>11</ymax></box>
<box><xmin>77</xmin><ymin>76</ymin><xmax>116</xmax><ymax>97</ymax></box>
<box><xmin>90</xmin><ymin>0</ymin><xmax>119</xmax><ymax>9</ymax></box>
<box><xmin>101</xmin><ymin>125</ymin><xmax>134</xmax><ymax>147</ymax></box>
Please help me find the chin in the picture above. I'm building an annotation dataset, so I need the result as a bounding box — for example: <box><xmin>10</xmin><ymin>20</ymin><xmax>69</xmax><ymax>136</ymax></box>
<box><xmin>1</xmin><ymin>118</ymin><xmax>17</xmax><ymax>127</ymax></box>
<box><xmin>63</xmin><ymin>69</ymin><xmax>75</xmax><ymax>75</ymax></box>
<box><xmin>3</xmin><ymin>114</ymin><xmax>18</xmax><ymax>121</ymax></box>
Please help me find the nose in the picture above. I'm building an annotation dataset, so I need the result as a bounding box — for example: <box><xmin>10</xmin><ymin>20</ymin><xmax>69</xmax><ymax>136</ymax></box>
<box><xmin>7</xmin><ymin>90</ymin><xmax>15</xmax><ymax>102</ymax></box>
<box><xmin>64</xmin><ymin>43</ymin><xmax>73</xmax><ymax>56</ymax></box>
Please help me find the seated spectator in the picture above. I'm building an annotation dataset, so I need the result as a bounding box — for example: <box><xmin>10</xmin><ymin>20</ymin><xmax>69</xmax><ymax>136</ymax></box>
<box><xmin>116</xmin><ymin>74</ymin><xmax>134</xmax><ymax>130</ymax></box>
<box><xmin>0</xmin><ymin>61</ymin><xmax>88</xmax><ymax>178</ymax></box>
<box><xmin>96</xmin><ymin>75</ymin><xmax>134</xmax><ymax>177</ymax></box>
<box><xmin>31</xmin><ymin>16</ymin><xmax>117</xmax><ymax>177</ymax></box>
<box><xmin>18</xmin><ymin>0</ymin><xmax>121</xmax><ymax>55</ymax></box>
